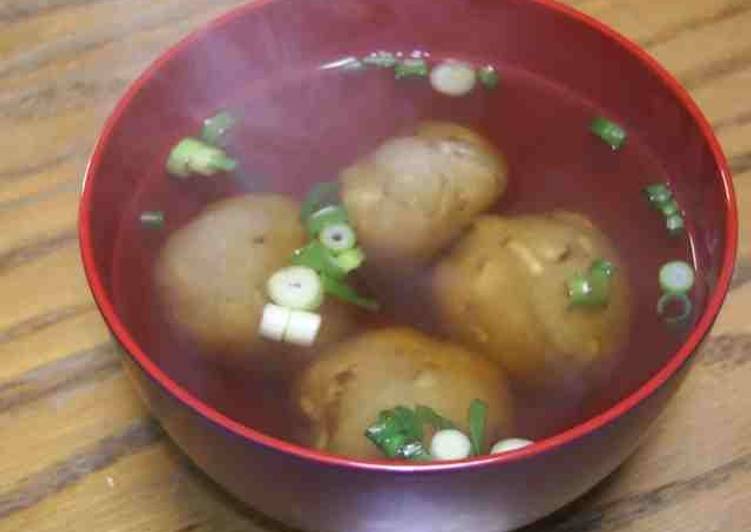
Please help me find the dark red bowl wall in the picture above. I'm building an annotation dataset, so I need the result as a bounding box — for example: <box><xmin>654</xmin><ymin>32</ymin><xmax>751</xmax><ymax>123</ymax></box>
<box><xmin>82</xmin><ymin>0</ymin><xmax>734</xmax><ymax>531</ymax></box>
<box><xmin>123</xmin><ymin>353</ymin><xmax>692</xmax><ymax>532</ymax></box>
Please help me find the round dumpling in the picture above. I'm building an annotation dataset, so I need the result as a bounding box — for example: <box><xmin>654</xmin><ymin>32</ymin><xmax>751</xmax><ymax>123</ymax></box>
<box><xmin>295</xmin><ymin>327</ymin><xmax>514</xmax><ymax>460</ymax></box>
<box><xmin>433</xmin><ymin>212</ymin><xmax>632</xmax><ymax>388</ymax></box>
<box><xmin>155</xmin><ymin>194</ymin><xmax>354</xmax><ymax>368</ymax></box>
<box><xmin>340</xmin><ymin>122</ymin><xmax>508</xmax><ymax>266</ymax></box>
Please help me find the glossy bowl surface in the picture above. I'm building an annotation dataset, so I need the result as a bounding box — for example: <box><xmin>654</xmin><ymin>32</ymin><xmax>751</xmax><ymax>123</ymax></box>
<box><xmin>79</xmin><ymin>0</ymin><xmax>737</xmax><ymax>530</ymax></box>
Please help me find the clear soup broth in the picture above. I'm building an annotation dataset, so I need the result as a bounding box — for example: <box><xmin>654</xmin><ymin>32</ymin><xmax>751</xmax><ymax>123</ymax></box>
<box><xmin>112</xmin><ymin>55</ymin><xmax>703</xmax><ymax>454</ymax></box>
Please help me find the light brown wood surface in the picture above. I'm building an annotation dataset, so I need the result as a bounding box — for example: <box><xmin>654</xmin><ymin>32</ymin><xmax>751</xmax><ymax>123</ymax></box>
<box><xmin>0</xmin><ymin>1</ymin><xmax>749</xmax><ymax>530</ymax></box>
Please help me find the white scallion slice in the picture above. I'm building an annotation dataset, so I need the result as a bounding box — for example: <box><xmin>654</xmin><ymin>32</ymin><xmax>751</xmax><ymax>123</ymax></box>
<box><xmin>659</xmin><ymin>261</ymin><xmax>695</xmax><ymax>295</ymax></box>
<box><xmin>284</xmin><ymin>310</ymin><xmax>322</xmax><ymax>347</ymax></box>
<box><xmin>319</xmin><ymin>223</ymin><xmax>357</xmax><ymax>253</ymax></box>
<box><xmin>490</xmin><ymin>438</ymin><xmax>534</xmax><ymax>455</ymax></box>
<box><xmin>429</xmin><ymin>61</ymin><xmax>477</xmax><ymax>97</ymax></box>
<box><xmin>430</xmin><ymin>429</ymin><xmax>472</xmax><ymax>461</ymax></box>
<box><xmin>267</xmin><ymin>266</ymin><xmax>324</xmax><ymax>311</ymax></box>
<box><xmin>258</xmin><ymin>303</ymin><xmax>292</xmax><ymax>342</ymax></box>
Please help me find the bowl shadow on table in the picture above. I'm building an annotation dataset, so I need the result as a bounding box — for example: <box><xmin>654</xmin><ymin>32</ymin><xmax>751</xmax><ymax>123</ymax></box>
<box><xmin>157</xmin><ymin>431</ymin><xmax>304</xmax><ymax>532</ymax></box>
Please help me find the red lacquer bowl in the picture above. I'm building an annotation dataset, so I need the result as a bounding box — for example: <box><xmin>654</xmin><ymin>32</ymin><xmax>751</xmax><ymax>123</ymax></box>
<box><xmin>79</xmin><ymin>1</ymin><xmax>737</xmax><ymax>530</ymax></box>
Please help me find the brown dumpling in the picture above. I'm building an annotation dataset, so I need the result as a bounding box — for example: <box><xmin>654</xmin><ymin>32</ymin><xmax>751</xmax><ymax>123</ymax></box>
<box><xmin>295</xmin><ymin>327</ymin><xmax>514</xmax><ymax>460</ymax></box>
<box><xmin>155</xmin><ymin>194</ymin><xmax>355</xmax><ymax>367</ymax></box>
<box><xmin>340</xmin><ymin>121</ymin><xmax>508</xmax><ymax>266</ymax></box>
<box><xmin>433</xmin><ymin>212</ymin><xmax>631</xmax><ymax>388</ymax></box>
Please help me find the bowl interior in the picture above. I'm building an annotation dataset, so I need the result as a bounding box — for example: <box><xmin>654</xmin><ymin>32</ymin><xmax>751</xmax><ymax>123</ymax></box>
<box><xmin>81</xmin><ymin>0</ymin><xmax>734</xmax><ymax>460</ymax></box>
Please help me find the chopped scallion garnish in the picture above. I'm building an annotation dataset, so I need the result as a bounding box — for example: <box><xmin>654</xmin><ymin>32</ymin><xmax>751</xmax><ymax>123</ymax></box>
<box><xmin>567</xmin><ymin>259</ymin><xmax>615</xmax><ymax>308</ymax></box>
<box><xmin>394</xmin><ymin>58</ymin><xmax>429</xmax><ymax>79</ymax></box>
<box><xmin>306</xmin><ymin>205</ymin><xmax>349</xmax><ymax>237</ymax></box>
<box><xmin>201</xmin><ymin>111</ymin><xmax>236</xmax><ymax>147</ymax></box>
<box><xmin>365</xmin><ymin>407</ymin><xmax>430</xmax><ymax>460</ymax></box>
<box><xmin>666</xmin><ymin>214</ymin><xmax>685</xmax><ymax>236</ymax></box>
<box><xmin>333</xmin><ymin>246</ymin><xmax>365</xmax><ymax>274</ymax></box>
<box><xmin>659</xmin><ymin>261</ymin><xmax>695</xmax><ymax>295</ymax></box>
<box><xmin>468</xmin><ymin>399</ymin><xmax>488</xmax><ymax>456</ymax></box>
<box><xmin>657</xmin><ymin>292</ymin><xmax>693</xmax><ymax>324</ymax></box>
<box><xmin>362</xmin><ymin>51</ymin><xmax>398</xmax><ymax>68</ymax></box>
<box><xmin>291</xmin><ymin>241</ymin><xmax>347</xmax><ymax>280</ymax></box>
<box><xmin>477</xmin><ymin>65</ymin><xmax>499</xmax><ymax>89</ymax></box>
<box><xmin>591</xmin><ymin>117</ymin><xmax>627</xmax><ymax>150</ymax></box>
<box><xmin>166</xmin><ymin>138</ymin><xmax>237</xmax><ymax>178</ymax></box>
<box><xmin>300</xmin><ymin>182</ymin><xmax>341</xmax><ymax>223</ymax></box>
<box><xmin>319</xmin><ymin>222</ymin><xmax>357</xmax><ymax>252</ymax></box>
<box><xmin>659</xmin><ymin>199</ymin><xmax>681</xmax><ymax>217</ymax></box>
<box><xmin>139</xmin><ymin>211</ymin><xmax>164</xmax><ymax>229</ymax></box>
<box><xmin>643</xmin><ymin>183</ymin><xmax>672</xmax><ymax>206</ymax></box>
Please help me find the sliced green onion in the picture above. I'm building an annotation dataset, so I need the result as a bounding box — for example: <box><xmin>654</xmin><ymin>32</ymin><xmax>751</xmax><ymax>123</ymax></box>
<box><xmin>266</xmin><ymin>265</ymin><xmax>324</xmax><ymax>311</ymax></box>
<box><xmin>659</xmin><ymin>199</ymin><xmax>681</xmax><ymax>217</ymax></box>
<box><xmin>591</xmin><ymin>117</ymin><xmax>627</xmax><ymax>150</ymax></box>
<box><xmin>394</xmin><ymin>58</ymin><xmax>429</xmax><ymax>79</ymax></box>
<box><xmin>591</xmin><ymin>259</ymin><xmax>616</xmax><ymax>278</ymax></box>
<box><xmin>320</xmin><ymin>222</ymin><xmax>357</xmax><ymax>252</ymax></box>
<box><xmin>291</xmin><ymin>241</ymin><xmax>346</xmax><ymax>280</ymax></box>
<box><xmin>568</xmin><ymin>260</ymin><xmax>613</xmax><ymax>308</ymax></box>
<box><xmin>477</xmin><ymin>65</ymin><xmax>499</xmax><ymax>89</ymax></box>
<box><xmin>567</xmin><ymin>273</ymin><xmax>597</xmax><ymax>307</ymax></box>
<box><xmin>166</xmin><ymin>138</ymin><xmax>237</xmax><ymax>178</ymax></box>
<box><xmin>306</xmin><ymin>205</ymin><xmax>349</xmax><ymax>237</ymax></box>
<box><xmin>333</xmin><ymin>247</ymin><xmax>365</xmax><ymax>274</ymax></box>
<box><xmin>300</xmin><ymin>182</ymin><xmax>340</xmax><ymax>222</ymax></box>
<box><xmin>365</xmin><ymin>407</ymin><xmax>430</xmax><ymax>460</ymax></box>
<box><xmin>468</xmin><ymin>399</ymin><xmax>488</xmax><ymax>456</ymax></box>
<box><xmin>201</xmin><ymin>111</ymin><xmax>236</xmax><ymax>146</ymax></box>
<box><xmin>322</xmin><ymin>57</ymin><xmax>365</xmax><ymax>71</ymax></box>
<box><xmin>139</xmin><ymin>211</ymin><xmax>164</xmax><ymax>229</ymax></box>
<box><xmin>415</xmin><ymin>405</ymin><xmax>456</xmax><ymax>431</ymax></box>
<box><xmin>643</xmin><ymin>183</ymin><xmax>672</xmax><ymax>206</ymax></box>
<box><xmin>362</xmin><ymin>51</ymin><xmax>398</xmax><ymax>68</ymax></box>
<box><xmin>659</xmin><ymin>261</ymin><xmax>695</xmax><ymax>295</ymax></box>
<box><xmin>666</xmin><ymin>214</ymin><xmax>685</xmax><ymax>236</ymax></box>
<box><xmin>321</xmin><ymin>275</ymin><xmax>379</xmax><ymax>311</ymax></box>
<box><xmin>657</xmin><ymin>292</ymin><xmax>693</xmax><ymax>324</ymax></box>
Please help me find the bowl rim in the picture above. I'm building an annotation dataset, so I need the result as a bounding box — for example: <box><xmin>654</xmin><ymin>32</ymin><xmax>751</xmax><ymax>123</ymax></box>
<box><xmin>79</xmin><ymin>0</ymin><xmax>738</xmax><ymax>473</ymax></box>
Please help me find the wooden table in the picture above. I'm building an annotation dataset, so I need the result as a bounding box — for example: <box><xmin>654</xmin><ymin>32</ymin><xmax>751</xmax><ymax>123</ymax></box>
<box><xmin>1</xmin><ymin>1</ymin><xmax>749</xmax><ymax>530</ymax></box>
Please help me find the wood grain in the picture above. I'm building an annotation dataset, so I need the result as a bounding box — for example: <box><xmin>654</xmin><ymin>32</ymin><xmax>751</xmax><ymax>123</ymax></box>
<box><xmin>0</xmin><ymin>0</ymin><xmax>749</xmax><ymax>531</ymax></box>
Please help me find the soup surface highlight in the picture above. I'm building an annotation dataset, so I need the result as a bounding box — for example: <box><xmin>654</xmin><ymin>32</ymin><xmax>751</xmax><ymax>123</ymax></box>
<box><xmin>112</xmin><ymin>54</ymin><xmax>701</xmax><ymax>460</ymax></box>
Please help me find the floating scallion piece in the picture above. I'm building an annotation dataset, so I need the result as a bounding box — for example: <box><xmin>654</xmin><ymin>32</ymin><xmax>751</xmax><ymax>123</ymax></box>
<box><xmin>291</xmin><ymin>241</ymin><xmax>347</xmax><ymax>280</ymax></box>
<box><xmin>659</xmin><ymin>199</ymin><xmax>681</xmax><ymax>217</ymax></box>
<box><xmin>468</xmin><ymin>399</ymin><xmax>488</xmax><ymax>456</ymax></box>
<box><xmin>659</xmin><ymin>261</ymin><xmax>695</xmax><ymax>295</ymax></box>
<box><xmin>666</xmin><ymin>214</ymin><xmax>685</xmax><ymax>236</ymax></box>
<box><xmin>394</xmin><ymin>58</ymin><xmax>429</xmax><ymax>79</ymax></box>
<box><xmin>321</xmin><ymin>275</ymin><xmax>379</xmax><ymax>311</ymax></box>
<box><xmin>139</xmin><ymin>211</ymin><xmax>164</xmax><ymax>229</ymax></box>
<box><xmin>365</xmin><ymin>407</ymin><xmax>430</xmax><ymax>460</ymax></box>
<box><xmin>362</xmin><ymin>51</ymin><xmax>398</xmax><ymax>68</ymax></box>
<box><xmin>319</xmin><ymin>222</ymin><xmax>357</xmax><ymax>252</ymax></box>
<box><xmin>477</xmin><ymin>65</ymin><xmax>500</xmax><ymax>89</ymax></box>
<box><xmin>300</xmin><ymin>182</ymin><xmax>341</xmax><ymax>223</ymax></box>
<box><xmin>567</xmin><ymin>260</ymin><xmax>615</xmax><ymax>308</ymax></box>
<box><xmin>307</xmin><ymin>205</ymin><xmax>349</xmax><ymax>238</ymax></box>
<box><xmin>643</xmin><ymin>183</ymin><xmax>672</xmax><ymax>206</ymax></box>
<box><xmin>591</xmin><ymin>117</ymin><xmax>627</xmax><ymax>150</ymax></box>
<box><xmin>657</xmin><ymin>292</ymin><xmax>693</xmax><ymax>324</ymax></box>
<box><xmin>333</xmin><ymin>246</ymin><xmax>365</xmax><ymax>274</ymax></box>
<box><xmin>201</xmin><ymin>111</ymin><xmax>236</xmax><ymax>146</ymax></box>
<box><xmin>166</xmin><ymin>138</ymin><xmax>237</xmax><ymax>178</ymax></box>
